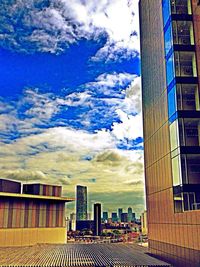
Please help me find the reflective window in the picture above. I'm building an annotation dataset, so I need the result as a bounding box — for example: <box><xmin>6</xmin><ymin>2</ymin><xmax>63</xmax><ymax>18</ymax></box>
<box><xmin>164</xmin><ymin>23</ymin><xmax>173</xmax><ymax>56</ymax></box>
<box><xmin>172</xmin><ymin>155</ymin><xmax>182</xmax><ymax>186</ymax></box>
<box><xmin>172</xmin><ymin>21</ymin><xmax>194</xmax><ymax>45</ymax></box>
<box><xmin>187</xmin><ymin>154</ymin><xmax>200</xmax><ymax>184</ymax></box>
<box><xmin>179</xmin><ymin>118</ymin><xmax>200</xmax><ymax>146</ymax></box>
<box><xmin>168</xmin><ymin>85</ymin><xmax>177</xmax><ymax>118</ymax></box>
<box><xmin>171</xmin><ymin>0</ymin><xmax>192</xmax><ymax>15</ymax></box>
<box><xmin>183</xmin><ymin>192</ymin><xmax>196</xmax><ymax>211</ymax></box>
<box><xmin>181</xmin><ymin>154</ymin><xmax>200</xmax><ymax>184</ymax></box>
<box><xmin>170</xmin><ymin>119</ymin><xmax>179</xmax><ymax>151</ymax></box>
<box><xmin>177</xmin><ymin>84</ymin><xmax>200</xmax><ymax>111</ymax></box>
<box><xmin>174</xmin><ymin>191</ymin><xmax>200</xmax><ymax>212</ymax></box>
<box><xmin>162</xmin><ymin>0</ymin><xmax>171</xmax><ymax>26</ymax></box>
<box><xmin>175</xmin><ymin>51</ymin><xmax>197</xmax><ymax>77</ymax></box>
<box><xmin>166</xmin><ymin>53</ymin><xmax>175</xmax><ymax>85</ymax></box>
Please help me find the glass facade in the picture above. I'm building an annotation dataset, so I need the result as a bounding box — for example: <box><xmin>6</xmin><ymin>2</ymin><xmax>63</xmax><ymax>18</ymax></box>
<box><xmin>140</xmin><ymin>0</ymin><xmax>200</xmax><ymax>265</ymax></box>
<box><xmin>162</xmin><ymin>0</ymin><xmax>200</xmax><ymax>213</ymax></box>
<box><xmin>76</xmin><ymin>185</ymin><xmax>87</xmax><ymax>221</ymax></box>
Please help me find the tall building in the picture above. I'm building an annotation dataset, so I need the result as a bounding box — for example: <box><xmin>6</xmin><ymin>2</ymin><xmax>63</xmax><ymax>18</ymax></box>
<box><xmin>94</xmin><ymin>203</ymin><xmax>101</xmax><ymax>236</ymax></box>
<box><xmin>139</xmin><ymin>0</ymin><xmax>200</xmax><ymax>266</ymax></box>
<box><xmin>87</xmin><ymin>213</ymin><xmax>92</xmax><ymax>220</ymax></box>
<box><xmin>111</xmin><ymin>212</ymin><xmax>118</xmax><ymax>223</ymax></box>
<box><xmin>127</xmin><ymin>207</ymin><xmax>133</xmax><ymax>222</ymax></box>
<box><xmin>69</xmin><ymin>213</ymin><xmax>76</xmax><ymax>231</ymax></box>
<box><xmin>118</xmin><ymin>208</ymin><xmax>123</xmax><ymax>222</ymax></box>
<box><xmin>76</xmin><ymin>185</ymin><xmax>87</xmax><ymax>221</ymax></box>
<box><xmin>0</xmin><ymin>178</ymin><xmax>74</xmax><ymax>247</ymax></box>
<box><xmin>103</xmin><ymin>211</ymin><xmax>108</xmax><ymax>222</ymax></box>
<box><xmin>121</xmin><ymin>213</ymin><xmax>128</xmax><ymax>223</ymax></box>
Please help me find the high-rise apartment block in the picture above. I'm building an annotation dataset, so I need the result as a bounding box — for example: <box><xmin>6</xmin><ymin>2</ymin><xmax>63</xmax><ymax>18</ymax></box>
<box><xmin>139</xmin><ymin>0</ymin><xmax>200</xmax><ymax>266</ymax></box>
<box><xmin>76</xmin><ymin>185</ymin><xmax>87</xmax><ymax>221</ymax></box>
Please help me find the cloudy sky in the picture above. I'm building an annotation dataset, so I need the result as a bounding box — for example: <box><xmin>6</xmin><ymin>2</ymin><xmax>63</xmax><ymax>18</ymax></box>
<box><xmin>0</xmin><ymin>0</ymin><xmax>144</xmax><ymax>216</ymax></box>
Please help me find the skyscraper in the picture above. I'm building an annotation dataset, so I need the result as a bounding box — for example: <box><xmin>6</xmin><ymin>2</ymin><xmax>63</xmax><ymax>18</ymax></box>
<box><xmin>127</xmin><ymin>207</ymin><xmax>133</xmax><ymax>222</ymax></box>
<box><xmin>118</xmin><ymin>208</ymin><xmax>123</xmax><ymax>222</ymax></box>
<box><xmin>121</xmin><ymin>213</ymin><xmax>128</xmax><ymax>223</ymax></box>
<box><xmin>76</xmin><ymin>185</ymin><xmax>87</xmax><ymax>221</ymax></box>
<box><xmin>111</xmin><ymin>212</ymin><xmax>118</xmax><ymax>223</ymax></box>
<box><xmin>94</xmin><ymin>203</ymin><xmax>101</xmax><ymax>236</ymax></box>
<box><xmin>139</xmin><ymin>0</ymin><xmax>200</xmax><ymax>266</ymax></box>
<box><xmin>103</xmin><ymin>211</ymin><xmax>108</xmax><ymax>222</ymax></box>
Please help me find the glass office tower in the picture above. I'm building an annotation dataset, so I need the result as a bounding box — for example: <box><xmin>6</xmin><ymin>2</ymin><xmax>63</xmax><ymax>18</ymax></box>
<box><xmin>139</xmin><ymin>0</ymin><xmax>200</xmax><ymax>266</ymax></box>
<box><xmin>76</xmin><ymin>185</ymin><xmax>87</xmax><ymax>221</ymax></box>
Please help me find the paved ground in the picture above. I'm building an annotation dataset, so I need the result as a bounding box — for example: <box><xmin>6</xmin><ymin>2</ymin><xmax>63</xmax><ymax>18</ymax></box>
<box><xmin>0</xmin><ymin>243</ymin><xmax>171</xmax><ymax>267</ymax></box>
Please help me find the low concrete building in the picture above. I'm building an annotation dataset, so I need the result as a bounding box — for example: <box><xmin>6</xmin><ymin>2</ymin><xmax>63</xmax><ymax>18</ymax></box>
<box><xmin>0</xmin><ymin>178</ymin><xmax>74</xmax><ymax>247</ymax></box>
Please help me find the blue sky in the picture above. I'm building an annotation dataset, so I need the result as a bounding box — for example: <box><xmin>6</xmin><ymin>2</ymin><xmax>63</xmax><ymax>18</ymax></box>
<box><xmin>0</xmin><ymin>0</ymin><xmax>144</xmax><ymax>216</ymax></box>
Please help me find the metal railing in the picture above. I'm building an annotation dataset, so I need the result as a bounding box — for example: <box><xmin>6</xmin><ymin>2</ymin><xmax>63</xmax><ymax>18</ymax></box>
<box><xmin>192</xmin><ymin>202</ymin><xmax>200</xmax><ymax>210</ymax></box>
<box><xmin>176</xmin><ymin>65</ymin><xmax>194</xmax><ymax>77</ymax></box>
<box><xmin>173</xmin><ymin>35</ymin><xmax>191</xmax><ymax>45</ymax></box>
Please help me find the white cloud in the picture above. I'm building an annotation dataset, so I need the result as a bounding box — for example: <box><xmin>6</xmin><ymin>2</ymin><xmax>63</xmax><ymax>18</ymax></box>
<box><xmin>111</xmin><ymin>110</ymin><xmax>143</xmax><ymax>141</ymax></box>
<box><xmin>23</xmin><ymin>89</ymin><xmax>62</xmax><ymax>120</ymax></box>
<box><xmin>122</xmin><ymin>76</ymin><xmax>141</xmax><ymax>114</ymax></box>
<box><xmin>62</xmin><ymin>91</ymin><xmax>92</xmax><ymax>107</ymax></box>
<box><xmin>87</xmin><ymin>72</ymin><xmax>135</xmax><ymax>89</ymax></box>
<box><xmin>0</xmin><ymin>0</ymin><xmax>139</xmax><ymax>61</ymax></box>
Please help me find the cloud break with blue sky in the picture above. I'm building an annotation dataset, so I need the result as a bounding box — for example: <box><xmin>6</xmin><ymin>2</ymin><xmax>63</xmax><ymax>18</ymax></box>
<box><xmin>0</xmin><ymin>0</ymin><xmax>144</xmax><ymax>215</ymax></box>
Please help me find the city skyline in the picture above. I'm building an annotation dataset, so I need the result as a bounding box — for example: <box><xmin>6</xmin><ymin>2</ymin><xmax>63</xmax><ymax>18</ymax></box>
<box><xmin>70</xmin><ymin>183</ymin><xmax>140</xmax><ymax>217</ymax></box>
<box><xmin>0</xmin><ymin>0</ymin><xmax>144</xmax><ymax>215</ymax></box>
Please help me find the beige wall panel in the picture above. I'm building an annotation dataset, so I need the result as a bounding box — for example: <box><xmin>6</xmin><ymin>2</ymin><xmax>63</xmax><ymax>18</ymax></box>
<box><xmin>0</xmin><ymin>227</ymin><xmax>66</xmax><ymax>247</ymax></box>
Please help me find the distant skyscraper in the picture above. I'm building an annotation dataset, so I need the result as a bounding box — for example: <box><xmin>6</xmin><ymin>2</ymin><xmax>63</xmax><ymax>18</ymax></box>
<box><xmin>103</xmin><ymin>211</ymin><xmax>108</xmax><ymax>222</ymax></box>
<box><xmin>118</xmin><ymin>208</ymin><xmax>123</xmax><ymax>222</ymax></box>
<box><xmin>76</xmin><ymin>185</ymin><xmax>87</xmax><ymax>221</ymax></box>
<box><xmin>139</xmin><ymin>0</ymin><xmax>200</xmax><ymax>266</ymax></box>
<box><xmin>87</xmin><ymin>213</ymin><xmax>92</xmax><ymax>220</ymax></box>
<box><xmin>70</xmin><ymin>213</ymin><xmax>76</xmax><ymax>221</ymax></box>
<box><xmin>111</xmin><ymin>212</ymin><xmax>118</xmax><ymax>222</ymax></box>
<box><xmin>121</xmin><ymin>213</ymin><xmax>128</xmax><ymax>223</ymax></box>
<box><xmin>127</xmin><ymin>207</ymin><xmax>133</xmax><ymax>222</ymax></box>
<box><xmin>94</xmin><ymin>203</ymin><xmax>101</xmax><ymax>236</ymax></box>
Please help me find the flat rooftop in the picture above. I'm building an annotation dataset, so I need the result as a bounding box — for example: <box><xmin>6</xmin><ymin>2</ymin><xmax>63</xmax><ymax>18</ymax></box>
<box><xmin>0</xmin><ymin>192</ymin><xmax>74</xmax><ymax>202</ymax></box>
<box><xmin>0</xmin><ymin>243</ymin><xmax>171</xmax><ymax>267</ymax></box>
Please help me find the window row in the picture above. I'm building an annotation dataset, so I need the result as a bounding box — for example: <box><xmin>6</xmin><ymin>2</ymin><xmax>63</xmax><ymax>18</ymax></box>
<box><xmin>170</xmin><ymin>118</ymin><xmax>200</xmax><ymax>151</ymax></box>
<box><xmin>172</xmin><ymin>154</ymin><xmax>200</xmax><ymax>186</ymax></box>
<box><xmin>171</xmin><ymin>0</ymin><xmax>192</xmax><ymax>15</ymax></box>
<box><xmin>174</xmin><ymin>191</ymin><xmax>200</xmax><ymax>212</ymax></box>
